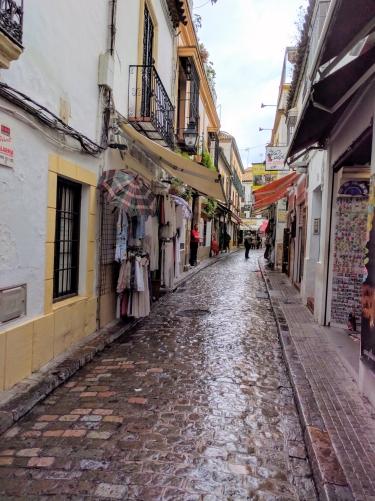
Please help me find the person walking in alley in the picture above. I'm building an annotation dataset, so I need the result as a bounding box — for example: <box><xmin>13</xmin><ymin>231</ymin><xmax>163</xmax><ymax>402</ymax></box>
<box><xmin>223</xmin><ymin>231</ymin><xmax>231</xmax><ymax>253</ymax></box>
<box><xmin>211</xmin><ymin>232</ymin><xmax>220</xmax><ymax>256</ymax></box>
<box><xmin>244</xmin><ymin>234</ymin><xmax>251</xmax><ymax>259</ymax></box>
<box><xmin>190</xmin><ymin>223</ymin><xmax>200</xmax><ymax>266</ymax></box>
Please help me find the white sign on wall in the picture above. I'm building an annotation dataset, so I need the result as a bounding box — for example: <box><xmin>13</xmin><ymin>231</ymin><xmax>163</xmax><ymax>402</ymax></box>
<box><xmin>266</xmin><ymin>146</ymin><xmax>288</xmax><ymax>171</ymax></box>
<box><xmin>0</xmin><ymin>124</ymin><xmax>14</xmax><ymax>168</ymax></box>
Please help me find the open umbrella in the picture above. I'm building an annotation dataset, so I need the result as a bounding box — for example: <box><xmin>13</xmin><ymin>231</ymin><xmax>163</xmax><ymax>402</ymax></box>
<box><xmin>98</xmin><ymin>169</ymin><xmax>155</xmax><ymax>216</ymax></box>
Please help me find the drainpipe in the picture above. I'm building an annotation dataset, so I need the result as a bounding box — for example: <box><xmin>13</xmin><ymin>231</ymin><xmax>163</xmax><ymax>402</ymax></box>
<box><xmin>109</xmin><ymin>0</ymin><xmax>117</xmax><ymax>55</ymax></box>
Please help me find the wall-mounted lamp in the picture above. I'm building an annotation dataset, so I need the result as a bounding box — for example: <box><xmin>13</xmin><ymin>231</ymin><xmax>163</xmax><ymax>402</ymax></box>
<box><xmin>183</xmin><ymin>121</ymin><xmax>198</xmax><ymax>150</ymax></box>
<box><xmin>261</xmin><ymin>103</ymin><xmax>277</xmax><ymax>108</ymax></box>
<box><xmin>185</xmin><ymin>59</ymin><xmax>192</xmax><ymax>80</ymax></box>
<box><xmin>108</xmin><ymin>124</ymin><xmax>128</xmax><ymax>151</ymax></box>
<box><xmin>258</xmin><ymin>127</ymin><xmax>273</xmax><ymax>132</ymax></box>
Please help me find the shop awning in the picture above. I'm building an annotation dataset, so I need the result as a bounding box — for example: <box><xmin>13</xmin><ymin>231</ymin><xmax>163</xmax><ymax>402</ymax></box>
<box><xmin>332</xmin><ymin>125</ymin><xmax>373</xmax><ymax>171</ymax></box>
<box><xmin>253</xmin><ymin>172</ymin><xmax>299</xmax><ymax>211</ymax></box>
<box><xmin>121</xmin><ymin>124</ymin><xmax>226</xmax><ymax>203</ymax></box>
<box><xmin>318</xmin><ymin>0</ymin><xmax>375</xmax><ymax>66</ymax></box>
<box><xmin>288</xmin><ymin>37</ymin><xmax>375</xmax><ymax>159</ymax></box>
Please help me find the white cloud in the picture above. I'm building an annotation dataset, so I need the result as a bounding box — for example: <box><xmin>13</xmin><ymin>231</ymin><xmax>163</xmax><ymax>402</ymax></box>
<box><xmin>195</xmin><ymin>0</ymin><xmax>307</xmax><ymax>165</ymax></box>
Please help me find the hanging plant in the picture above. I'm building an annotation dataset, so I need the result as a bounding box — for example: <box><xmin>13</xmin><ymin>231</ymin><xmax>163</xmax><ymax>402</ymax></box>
<box><xmin>201</xmin><ymin>197</ymin><xmax>217</xmax><ymax>220</ymax></box>
<box><xmin>201</xmin><ymin>150</ymin><xmax>216</xmax><ymax>171</ymax></box>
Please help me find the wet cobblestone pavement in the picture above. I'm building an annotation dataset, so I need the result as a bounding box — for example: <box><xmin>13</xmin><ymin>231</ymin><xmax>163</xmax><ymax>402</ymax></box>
<box><xmin>0</xmin><ymin>252</ymin><xmax>317</xmax><ymax>500</ymax></box>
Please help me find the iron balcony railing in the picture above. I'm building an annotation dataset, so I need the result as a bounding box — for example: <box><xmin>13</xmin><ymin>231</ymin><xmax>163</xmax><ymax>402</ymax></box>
<box><xmin>0</xmin><ymin>0</ymin><xmax>23</xmax><ymax>47</ymax></box>
<box><xmin>128</xmin><ymin>65</ymin><xmax>175</xmax><ymax>149</ymax></box>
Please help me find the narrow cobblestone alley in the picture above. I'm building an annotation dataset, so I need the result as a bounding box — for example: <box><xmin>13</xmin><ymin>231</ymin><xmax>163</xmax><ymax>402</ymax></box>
<box><xmin>0</xmin><ymin>252</ymin><xmax>316</xmax><ymax>500</ymax></box>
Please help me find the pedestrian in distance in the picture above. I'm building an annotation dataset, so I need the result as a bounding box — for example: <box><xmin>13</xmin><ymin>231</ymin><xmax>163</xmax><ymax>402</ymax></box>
<box><xmin>244</xmin><ymin>234</ymin><xmax>251</xmax><ymax>259</ymax></box>
<box><xmin>211</xmin><ymin>232</ymin><xmax>220</xmax><ymax>256</ymax></box>
<box><xmin>190</xmin><ymin>223</ymin><xmax>200</xmax><ymax>266</ymax></box>
<box><xmin>223</xmin><ymin>232</ymin><xmax>231</xmax><ymax>253</ymax></box>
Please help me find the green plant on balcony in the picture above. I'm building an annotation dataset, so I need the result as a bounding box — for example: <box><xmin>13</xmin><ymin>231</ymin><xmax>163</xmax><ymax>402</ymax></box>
<box><xmin>201</xmin><ymin>197</ymin><xmax>217</xmax><ymax>220</ymax></box>
<box><xmin>169</xmin><ymin>177</ymin><xmax>193</xmax><ymax>202</ymax></box>
<box><xmin>201</xmin><ymin>150</ymin><xmax>216</xmax><ymax>171</ymax></box>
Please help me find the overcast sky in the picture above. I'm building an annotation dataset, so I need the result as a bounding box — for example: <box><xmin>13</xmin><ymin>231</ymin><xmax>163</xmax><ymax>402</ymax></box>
<box><xmin>194</xmin><ymin>0</ymin><xmax>307</xmax><ymax>167</ymax></box>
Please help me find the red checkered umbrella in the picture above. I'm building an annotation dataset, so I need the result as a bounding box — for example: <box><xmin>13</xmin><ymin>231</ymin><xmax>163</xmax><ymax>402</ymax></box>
<box><xmin>98</xmin><ymin>169</ymin><xmax>155</xmax><ymax>216</ymax></box>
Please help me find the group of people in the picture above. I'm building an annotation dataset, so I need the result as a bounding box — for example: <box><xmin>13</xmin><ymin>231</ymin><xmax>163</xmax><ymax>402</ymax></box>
<box><xmin>244</xmin><ymin>232</ymin><xmax>263</xmax><ymax>259</ymax></box>
<box><xmin>189</xmin><ymin>223</ymin><xmax>232</xmax><ymax>266</ymax></box>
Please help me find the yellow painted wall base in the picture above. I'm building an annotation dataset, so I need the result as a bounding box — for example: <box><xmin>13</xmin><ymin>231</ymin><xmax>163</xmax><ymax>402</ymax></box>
<box><xmin>99</xmin><ymin>293</ymin><xmax>117</xmax><ymax>329</ymax></box>
<box><xmin>0</xmin><ymin>296</ymin><xmax>97</xmax><ymax>391</ymax></box>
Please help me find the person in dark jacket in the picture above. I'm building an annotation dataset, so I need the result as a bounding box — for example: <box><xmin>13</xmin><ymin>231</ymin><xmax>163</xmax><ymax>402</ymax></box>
<box><xmin>223</xmin><ymin>232</ymin><xmax>231</xmax><ymax>253</ymax></box>
<box><xmin>244</xmin><ymin>234</ymin><xmax>251</xmax><ymax>259</ymax></box>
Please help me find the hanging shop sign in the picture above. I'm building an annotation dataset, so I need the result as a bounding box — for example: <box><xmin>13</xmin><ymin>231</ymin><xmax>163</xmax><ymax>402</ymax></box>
<box><xmin>277</xmin><ymin>210</ymin><xmax>288</xmax><ymax>223</ymax></box>
<box><xmin>361</xmin><ymin>175</ymin><xmax>375</xmax><ymax>371</ymax></box>
<box><xmin>265</xmin><ymin>146</ymin><xmax>289</xmax><ymax>171</ymax></box>
<box><xmin>252</xmin><ymin>163</ymin><xmax>278</xmax><ymax>191</ymax></box>
<box><xmin>0</xmin><ymin>123</ymin><xmax>14</xmax><ymax>168</ymax></box>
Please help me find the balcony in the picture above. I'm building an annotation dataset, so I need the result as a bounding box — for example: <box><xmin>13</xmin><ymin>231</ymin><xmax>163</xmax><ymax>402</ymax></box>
<box><xmin>128</xmin><ymin>65</ymin><xmax>175</xmax><ymax>150</ymax></box>
<box><xmin>0</xmin><ymin>0</ymin><xmax>23</xmax><ymax>69</ymax></box>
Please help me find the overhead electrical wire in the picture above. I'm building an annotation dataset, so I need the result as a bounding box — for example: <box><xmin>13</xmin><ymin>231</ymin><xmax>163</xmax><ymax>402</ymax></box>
<box><xmin>0</xmin><ymin>82</ymin><xmax>103</xmax><ymax>156</ymax></box>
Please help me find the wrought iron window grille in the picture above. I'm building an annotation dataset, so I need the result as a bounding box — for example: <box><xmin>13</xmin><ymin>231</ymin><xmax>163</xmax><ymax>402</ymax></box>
<box><xmin>53</xmin><ymin>177</ymin><xmax>81</xmax><ymax>301</ymax></box>
<box><xmin>0</xmin><ymin>0</ymin><xmax>23</xmax><ymax>47</ymax></box>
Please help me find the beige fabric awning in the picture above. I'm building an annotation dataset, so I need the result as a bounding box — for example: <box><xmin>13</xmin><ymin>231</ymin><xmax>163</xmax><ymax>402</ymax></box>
<box><xmin>121</xmin><ymin>124</ymin><xmax>226</xmax><ymax>203</ymax></box>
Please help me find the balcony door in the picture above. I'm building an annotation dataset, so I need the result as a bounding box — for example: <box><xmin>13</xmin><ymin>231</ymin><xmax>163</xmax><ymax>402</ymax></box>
<box><xmin>142</xmin><ymin>5</ymin><xmax>154</xmax><ymax>117</ymax></box>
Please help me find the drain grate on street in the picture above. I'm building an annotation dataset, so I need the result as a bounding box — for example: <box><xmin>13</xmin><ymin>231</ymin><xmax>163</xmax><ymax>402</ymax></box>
<box><xmin>176</xmin><ymin>308</ymin><xmax>210</xmax><ymax>317</ymax></box>
<box><xmin>256</xmin><ymin>292</ymin><xmax>269</xmax><ymax>299</ymax></box>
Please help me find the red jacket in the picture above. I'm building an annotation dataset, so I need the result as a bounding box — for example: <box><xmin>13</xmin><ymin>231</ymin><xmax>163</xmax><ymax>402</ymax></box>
<box><xmin>191</xmin><ymin>229</ymin><xmax>200</xmax><ymax>243</ymax></box>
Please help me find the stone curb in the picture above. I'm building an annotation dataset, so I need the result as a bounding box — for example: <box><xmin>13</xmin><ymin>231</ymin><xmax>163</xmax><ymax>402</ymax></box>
<box><xmin>0</xmin><ymin>250</ymin><xmax>239</xmax><ymax>437</ymax></box>
<box><xmin>258</xmin><ymin>260</ymin><xmax>355</xmax><ymax>501</ymax></box>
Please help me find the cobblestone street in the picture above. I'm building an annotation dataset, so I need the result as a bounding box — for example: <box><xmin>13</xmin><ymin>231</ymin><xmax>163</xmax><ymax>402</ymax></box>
<box><xmin>0</xmin><ymin>252</ymin><xmax>316</xmax><ymax>500</ymax></box>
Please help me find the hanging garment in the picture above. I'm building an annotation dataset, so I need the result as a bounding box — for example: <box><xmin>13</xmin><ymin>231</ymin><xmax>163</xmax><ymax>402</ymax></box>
<box><xmin>129</xmin><ymin>257</ymin><xmax>150</xmax><ymax>318</ymax></box>
<box><xmin>176</xmin><ymin>205</ymin><xmax>184</xmax><ymax>233</ymax></box>
<box><xmin>161</xmin><ymin>241</ymin><xmax>174</xmax><ymax>289</ymax></box>
<box><xmin>117</xmin><ymin>260</ymin><xmax>128</xmax><ymax>293</ymax></box>
<box><xmin>134</xmin><ymin>256</ymin><xmax>145</xmax><ymax>292</ymax></box>
<box><xmin>144</xmin><ymin>215</ymin><xmax>159</xmax><ymax>271</ymax></box>
<box><xmin>115</xmin><ymin>209</ymin><xmax>128</xmax><ymax>262</ymax></box>
<box><xmin>135</xmin><ymin>215</ymin><xmax>147</xmax><ymax>239</ymax></box>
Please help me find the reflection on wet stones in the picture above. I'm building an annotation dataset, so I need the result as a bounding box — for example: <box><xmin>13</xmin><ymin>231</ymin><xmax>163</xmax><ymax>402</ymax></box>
<box><xmin>0</xmin><ymin>253</ymin><xmax>317</xmax><ymax>500</ymax></box>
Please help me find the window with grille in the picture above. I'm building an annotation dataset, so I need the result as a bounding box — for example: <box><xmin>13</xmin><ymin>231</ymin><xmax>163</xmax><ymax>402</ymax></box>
<box><xmin>53</xmin><ymin>177</ymin><xmax>82</xmax><ymax>300</ymax></box>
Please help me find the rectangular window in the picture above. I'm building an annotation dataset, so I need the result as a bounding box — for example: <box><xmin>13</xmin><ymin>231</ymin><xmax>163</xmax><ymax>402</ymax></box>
<box><xmin>53</xmin><ymin>177</ymin><xmax>81</xmax><ymax>300</ymax></box>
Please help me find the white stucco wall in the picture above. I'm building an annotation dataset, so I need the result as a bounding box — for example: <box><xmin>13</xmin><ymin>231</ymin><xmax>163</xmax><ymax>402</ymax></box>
<box><xmin>113</xmin><ymin>0</ymin><xmax>175</xmax><ymax>117</ymax></box>
<box><xmin>0</xmin><ymin>1</ymin><xmax>106</xmax><ymax>331</ymax></box>
<box><xmin>301</xmin><ymin>150</ymin><xmax>324</xmax><ymax>303</ymax></box>
<box><xmin>1</xmin><ymin>0</ymin><xmax>108</xmax><ymax>142</ymax></box>
<box><xmin>113</xmin><ymin>0</ymin><xmax>140</xmax><ymax>115</ymax></box>
<box><xmin>0</xmin><ymin>106</ymin><xmax>100</xmax><ymax>332</ymax></box>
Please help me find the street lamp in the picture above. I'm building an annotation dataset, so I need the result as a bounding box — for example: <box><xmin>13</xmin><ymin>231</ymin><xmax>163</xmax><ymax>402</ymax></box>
<box><xmin>183</xmin><ymin>122</ymin><xmax>199</xmax><ymax>151</ymax></box>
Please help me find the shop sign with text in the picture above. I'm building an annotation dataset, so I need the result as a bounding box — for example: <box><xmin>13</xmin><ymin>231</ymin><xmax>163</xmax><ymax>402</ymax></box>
<box><xmin>266</xmin><ymin>146</ymin><xmax>288</xmax><ymax>171</ymax></box>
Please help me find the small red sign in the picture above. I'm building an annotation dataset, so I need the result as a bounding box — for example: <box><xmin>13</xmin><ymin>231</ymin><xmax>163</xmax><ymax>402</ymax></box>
<box><xmin>1</xmin><ymin>125</ymin><xmax>10</xmax><ymax>136</ymax></box>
